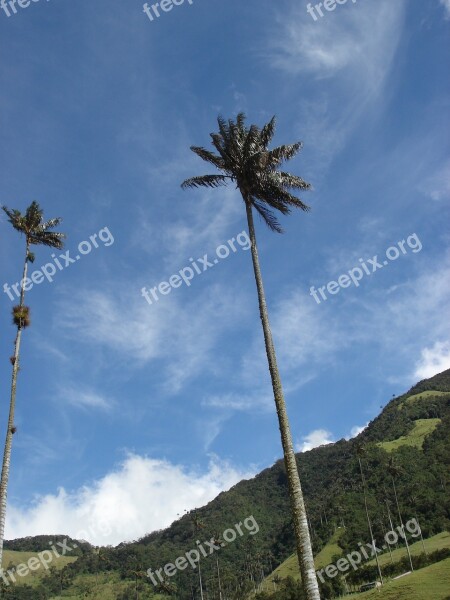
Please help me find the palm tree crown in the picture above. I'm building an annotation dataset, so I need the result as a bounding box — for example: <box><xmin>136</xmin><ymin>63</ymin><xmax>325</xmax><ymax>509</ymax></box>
<box><xmin>181</xmin><ymin>113</ymin><xmax>311</xmax><ymax>232</ymax></box>
<box><xmin>2</xmin><ymin>200</ymin><xmax>65</xmax><ymax>253</ymax></box>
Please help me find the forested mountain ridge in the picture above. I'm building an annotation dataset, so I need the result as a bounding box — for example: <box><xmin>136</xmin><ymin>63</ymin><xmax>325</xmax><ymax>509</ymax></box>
<box><xmin>3</xmin><ymin>369</ymin><xmax>449</xmax><ymax>599</ymax></box>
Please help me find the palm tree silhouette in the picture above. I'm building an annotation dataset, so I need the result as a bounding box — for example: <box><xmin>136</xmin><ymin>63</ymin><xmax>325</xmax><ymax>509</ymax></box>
<box><xmin>0</xmin><ymin>201</ymin><xmax>65</xmax><ymax>566</ymax></box>
<box><xmin>182</xmin><ymin>113</ymin><xmax>320</xmax><ymax>600</ymax></box>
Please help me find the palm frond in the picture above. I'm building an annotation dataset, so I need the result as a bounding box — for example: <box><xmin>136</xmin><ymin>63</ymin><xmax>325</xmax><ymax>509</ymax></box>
<box><xmin>216</xmin><ymin>115</ymin><xmax>230</xmax><ymax>142</ymax></box>
<box><xmin>266</xmin><ymin>142</ymin><xmax>303</xmax><ymax>167</ymax></box>
<box><xmin>190</xmin><ymin>146</ymin><xmax>225</xmax><ymax>170</ymax></box>
<box><xmin>242</xmin><ymin>124</ymin><xmax>261</xmax><ymax>161</ymax></box>
<box><xmin>260</xmin><ymin>116</ymin><xmax>276</xmax><ymax>148</ymax></box>
<box><xmin>275</xmin><ymin>172</ymin><xmax>311</xmax><ymax>191</ymax></box>
<box><xmin>181</xmin><ymin>175</ymin><xmax>230</xmax><ymax>189</ymax></box>
<box><xmin>29</xmin><ymin>232</ymin><xmax>65</xmax><ymax>249</ymax></box>
<box><xmin>40</xmin><ymin>216</ymin><xmax>63</xmax><ymax>231</ymax></box>
<box><xmin>252</xmin><ymin>200</ymin><xmax>283</xmax><ymax>233</ymax></box>
<box><xmin>2</xmin><ymin>206</ymin><xmax>26</xmax><ymax>233</ymax></box>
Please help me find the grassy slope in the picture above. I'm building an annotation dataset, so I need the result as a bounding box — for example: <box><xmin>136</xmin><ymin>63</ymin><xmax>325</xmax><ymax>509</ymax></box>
<box><xmin>47</xmin><ymin>572</ymin><xmax>168</xmax><ymax>600</ymax></box>
<box><xmin>256</xmin><ymin>531</ymin><xmax>450</xmax><ymax>595</ymax></box>
<box><xmin>377</xmin><ymin>418</ymin><xmax>441</xmax><ymax>452</ymax></box>
<box><xmin>344</xmin><ymin>557</ymin><xmax>450</xmax><ymax>600</ymax></box>
<box><xmin>254</xmin><ymin>528</ymin><xmax>345</xmax><ymax>594</ymax></box>
<box><xmin>402</xmin><ymin>390</ymin><xmax>450</xmax><ymax>405</ymax></box>
<box><xmin>2</xmin><ymin>549</ymin><xmax>77</xmax><ymax>586</ymax></box>
<box><xmin>366</xmin><ymin>531</ymin><xmax>450</xmax><ymax>568</ymax></box>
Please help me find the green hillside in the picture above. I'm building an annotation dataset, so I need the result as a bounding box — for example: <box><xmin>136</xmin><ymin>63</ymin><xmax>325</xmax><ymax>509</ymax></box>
<box><xmin>2</xmin><ymin>369</ymin><xmax>449</xmax><ymax>599</ymax></box>
<box><xmin>377</xmin><ymin>418</ymin><xmax>441</xmax><ymax>452</ymax></box>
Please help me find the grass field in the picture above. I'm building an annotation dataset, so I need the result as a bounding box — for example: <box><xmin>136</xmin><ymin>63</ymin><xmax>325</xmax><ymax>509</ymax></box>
<box><xmin>254</xmin><ymin>530</ymin><xmax>450</xmax><ymax>596</ymax></box>
<box><xmin>46</xmin><ymin>571</ymin><xmax>168</xmax><ymax>599</ymax></box>
<box><xmin>377</xmin><ymin>418</ymin><xmax>441</xmax><ymax>452</ymax></box>
<box><xmin>254</xmin><ymin>528</ymin><xmax>345</xmax><ymax>594</ymax></box>
<box><xmin>402</xmin><ymin>390</ymin><xmax>450</xmax><ymax>405</ymax></box>
<box><xmin>1</xmin><ymin>548</ymin><xmax>77</xmax><ymax>586</ymax></box>
<box><xmin>366</xmin><ymin>531</ymin><xmax>450</xmax><ymax>568</ymax></box>
<box><xmin>344</xmin><ymin>556</ymin><xmax>450</xmax><ymax>600</ymax></box>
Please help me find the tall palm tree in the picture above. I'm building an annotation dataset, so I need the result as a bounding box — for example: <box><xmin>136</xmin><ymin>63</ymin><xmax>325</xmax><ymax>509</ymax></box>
<box><xmin>182</xmin><ymin>113</ymin><xmax>320</xmax><ymax>600</ymax></box>
<box><xmin>387</xmin><ymin>457</ymin><xmax>414</xmax><ymax>571</ymax></box>
<box><xmin>355</xmin><ymin>443</ymin><xmax>383</xmax><ymax>585</ymax></box>
<box><xmin>0</xmin><ymin>201</ymin><xmax>65</xmax><ymax>567</ymax></box>
<box><xmin>191</xmin><ymin>510</ymin><xmax>205</xmax><ymax>600</ymax></box>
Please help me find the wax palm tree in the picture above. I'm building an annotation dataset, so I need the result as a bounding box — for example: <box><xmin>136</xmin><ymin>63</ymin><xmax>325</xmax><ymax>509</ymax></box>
<box><xmin>409</xmin><ymin>482</ymin><xmax>427</xmax><ymax>554</ymax></box>
<box><xmin>191</xmin><ymin>510</ymin><xmax>205</xmax><ymax>600</ymax></box>
<box><xmin>387</xmin><ymin>457</ymin><xmax>414</xmax><ymax>571</ymax></box>
<box><xmin>181</xmin><ymin>113</ymin><xmax>320</xmax><ymax>600</ymax></box>
<box><xmin>211</xmin><ymin>533</ymin><xmax>224</xmax><ymax>600</ymax></box>
<box><xmin>355</xmin><ymin>443</ymin><xmax>383</xmax><ymax>585</ymax></box>
<box><xmin>0</xmin><ymin>201</ymin><xmax>65</xmax><ymax>566</ymax></box>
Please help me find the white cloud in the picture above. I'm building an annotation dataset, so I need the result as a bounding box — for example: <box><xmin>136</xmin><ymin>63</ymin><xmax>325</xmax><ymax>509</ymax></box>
<box><xmin>296</xmin><ymin>429</ymin><xmax>335</xmax><ymax>452</ymax></box>
<box><xmin>65</xmin><ymin>388</ymin><xmax>112</xmax><ymax>411</ymax></box>
<box><xmin>421</xmin><ymin>160</ymin><xmax>450</xmax><ymax>201</ymax></box>
<box><xmin>348</xmin><ymin>423</ymin><xmax>368</xmax><ymax>439</ymax></box>
<box><xmin>203</xmin><ymin>391</ymin><xmax>273</xmax><ymax>412</ymax></box>
<box><xmin>6</xmin><ymin>454</ymin><xmax>254</xmax><ymax>546</ymax></box>
<box><xmin>296</xmin><ymin>423</ymin><xmax>367</xmax><ymax>451</ymax></box>
<box><xmin>414</xmin><ymin>341</ymin><xmax>450</xmax><ymax>379</ymax></box>
<box><xmin>440</xmin><ymin>0</ymin><xmax>450</xmax><ymax>19</ymax></box>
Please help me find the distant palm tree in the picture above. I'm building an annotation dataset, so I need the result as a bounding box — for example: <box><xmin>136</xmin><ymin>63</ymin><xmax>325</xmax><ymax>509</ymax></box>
<box><xmin>0</xmin><ymin>201</ymin><xmax>65</xmax><ymax>567</ymax></box>
<box><xmin>191</xmin><ymin>510</ymin><xmax>205</xmax><ymax>600</ymax></box>
<box><xmin>182</xmin><ymin>113</ymin><xmax>320</xmax><ymax>600</ymax></box>
<box><xmin>355</xmin><ymin>443</ymin><xmax>383</xmax><ymax>585</ymax></box>
<box><xmin>387</xmin><ymin>457</ymin><xmax>414</xmax><ymax>571</ymax></box>
<box><xmin>212</xmin><ymin>533</ymin><xmax>224</xmax><ymax>600</ymax></box>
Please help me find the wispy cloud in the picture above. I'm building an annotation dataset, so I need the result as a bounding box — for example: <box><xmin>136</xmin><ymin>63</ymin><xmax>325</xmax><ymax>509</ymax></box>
<box><xmin>54</xmin><ymin>282</ymin><xmax>248</xmax><ymax>394</ymax></box>
<box><xmin>267</xmin><ymin>0</ymin><xmax>405</xmax><ymax>82</ymax></box>
<box><xmin>440</xmin><ymin>0</ymin><xmax>450</xmax><ymax>19</ymax></box>
<box><xmin>64</xmin><ymin>388</ymin><xmax>113</xmax><ymax>411</ymax></box>
<box><xmin>264</xmin><ymin>0</ymin><xmax>406</xmax><ymax>174</ymax></box>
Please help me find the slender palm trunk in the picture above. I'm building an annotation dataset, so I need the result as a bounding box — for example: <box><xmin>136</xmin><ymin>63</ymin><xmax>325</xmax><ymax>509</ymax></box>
<box><xmin>391</xmin><ymin>476</ymin><xmax>414</xmax><ymax>571</ymax></box>
<box><xmin>415</xmin><ymin>514</ymin><xmax>426</xmax><ymax>554</ymax></box>
<box><xmin>244</xmin><ymin>200</ymin><xmax>321</xmax><ymax>600</ymax></box>
<box><xmin>216</xmin><ymin>554</ymin><xmax>223</xmax><ymax>600</ymax></box>
<box><xmin>385</xmin><ymin>499</ymin><xmax>398</xmax><ymax>550</ymax></box>
<box><xmin>357</xmin><ymin>458</ymin><xmax>383</xmax><ymax>585</ymax></box>
<box><xmin>198</xmin><ymin>561</ymin><xmax>204</xmax><ymax>600</ymax></box>
<box><xmin>0</xmin><ymin>241</ymin><xmax>29</xmax><ymax>567</ymax></box>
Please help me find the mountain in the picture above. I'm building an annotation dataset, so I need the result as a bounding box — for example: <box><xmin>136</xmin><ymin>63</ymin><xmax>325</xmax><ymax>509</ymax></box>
<box><xmin>2</xmin><ymin>369</ymin><xmax>449</xmax><ymax>599</ymax></box>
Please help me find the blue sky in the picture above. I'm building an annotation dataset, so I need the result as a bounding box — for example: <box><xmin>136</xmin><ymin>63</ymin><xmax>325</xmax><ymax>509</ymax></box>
<box><xmin>0</xmin><ymin>0</ymin><xmax>449</xmax><ymax>545</ymax></box>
